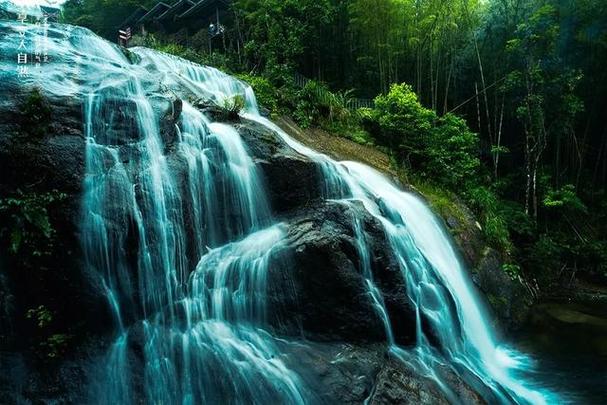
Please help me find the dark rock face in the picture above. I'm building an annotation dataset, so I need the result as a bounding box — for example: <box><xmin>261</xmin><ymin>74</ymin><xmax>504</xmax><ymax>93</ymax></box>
<box><xmin>279</xmin><ymin>342</ymin><xmax>483</xmax><ymax>405</ymax></box>
<box><xmin>0</xmin><ymin>86</ymin><xmax>95</xmax><ymax>341</ymax></box>
<box><xmin>368</xmin><ymin>360</ymin><xmax>449</xmax><ymax>404</ymax></box>
<box><xmin>437</xmin><ymin>195</ymin><xmax>534</xmax><ymax>331</ymax></box>
<box><xmin>0</xmin><ymin>85</ymin><xmax>107</xmax><ymax>404</ymax></box>
<box><xmin>282</xmin><ymin>201</ymin><xmax>416</xmax><ymax>345</ymax></box>
<box><xmin>236</xmin><ymin>119</ymin><xmax>325</xmax><ymax>214</ymax></box>
<box><xmin>268</xmin><ymin>202</ymin><xmax>392</xmax><ymax>343</ymax></box>
<box><xmin>472</xmin><ymin>248</ymin><xmax>534</xmax><ymax>331</ymax></box>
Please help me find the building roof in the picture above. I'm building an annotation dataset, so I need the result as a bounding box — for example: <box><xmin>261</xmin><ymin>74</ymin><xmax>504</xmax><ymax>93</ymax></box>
<box><xmin>177</xmin><ymin>0</ymin><xmax>230</xmax><ymax>20</ymax></box>
<box><xmin>156</xmin><ymin>0</ymin><xmax>195</xmax><ymax>21</ymax></box>
<box><xmin>119</xmin><ymin>5</ymin><xmax>148</xmax><ymax>29</ymax></box>
<box><xmin>137</xmin><ymin>2</ymin><xmax>171</xmax><ymax>23</ymax></box>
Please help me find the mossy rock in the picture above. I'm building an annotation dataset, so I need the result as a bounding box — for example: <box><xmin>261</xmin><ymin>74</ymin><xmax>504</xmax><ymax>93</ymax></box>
<box><xmin>119</xmin><ymin>46</ymin><xmax>141</xmax><ymax>65</ymax></box>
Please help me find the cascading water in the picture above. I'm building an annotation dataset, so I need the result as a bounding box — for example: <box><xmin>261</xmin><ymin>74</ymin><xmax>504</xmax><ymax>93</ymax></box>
<box><xmin>1</xmin><ymin>16</ymin><xmax>558</xmax><ymax>404</ymax></box>
<box><xmin>242</xmin><ymin>116</ymin><xmax>557</xmax><ymax>404</ymax></box>
<box><xmin>77</xmin><ymin>43</ymin><xmax>306</xmax><ymax>403</ymax></box>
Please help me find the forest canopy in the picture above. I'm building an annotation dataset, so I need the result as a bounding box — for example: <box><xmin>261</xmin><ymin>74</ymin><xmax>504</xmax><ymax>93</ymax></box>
<box><xmin>61</xmin><ymin>0</ymin><xmax>607</xmax><ymax>287</ymax></box>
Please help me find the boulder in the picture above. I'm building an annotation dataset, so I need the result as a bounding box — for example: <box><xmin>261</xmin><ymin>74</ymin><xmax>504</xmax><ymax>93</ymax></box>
<box><xmin>236</xmin><ymin>119</ymin><xmax>326</xmax><ymax>214</ymax></box>
<box><xmin>266</xmin><ymin>201</ymin><xmax>416</xmax><ymax>345</ymax></box>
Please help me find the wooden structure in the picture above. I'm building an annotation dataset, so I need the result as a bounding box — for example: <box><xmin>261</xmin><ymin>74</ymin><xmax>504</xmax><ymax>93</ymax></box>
<box><xmin>120</xmin><ymin>0</ymin><xmax>232</xmax><ymax>36</ymax></box>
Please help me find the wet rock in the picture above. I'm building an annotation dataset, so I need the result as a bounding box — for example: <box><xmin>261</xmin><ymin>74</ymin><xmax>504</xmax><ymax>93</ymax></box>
<box><xmin>236</xmin><ymin>119</ymin><xmax>325</xmax><ymax>214</ymax></box>
<box><xmin>472</xmin><ymin>248</ymin><xmax>533</xmax><ymax>331</ymax></box>
<box><xmin>159</xmin><ymin>97</ymin><xmax>182</xmax><ymax>152</ymax></box>
<box><xmin>427</xmin><ymin>190</ymin><xmax>534</xmax><ymax>331</ymax></box>
<box><xmin>266</xmin><ymin>202</ymin><xmax>387</xmax><ymax>342</ymax></box>
<box><xmin>369</xmin><ymin>361</ymin><xmax>449</xmax><ymax>405</ymax></box>
<box><xmin>260</xmin><ymin>155</ymin><xmax>323</xmax><ymax>214</ymax></box>
<box><xmin>266</xmin><ymin>201</ymin><xmax>416</xmax><ymax>345</ymax></box>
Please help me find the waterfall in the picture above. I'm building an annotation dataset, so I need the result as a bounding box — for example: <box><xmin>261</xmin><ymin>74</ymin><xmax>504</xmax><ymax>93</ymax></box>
<box><xmin>242</xmin><ymin>115</ymin><xmax>556</xmax><ymax>404</ymax></box>
<box><xmin>2</xmin><ymin>19</ymin><xmax>556</xmax><ymax>404</ymax></box>
<box><xmin>77</xmin><ymin>45</ymin><xmax>307</xmax><ymax>403</ymax></box>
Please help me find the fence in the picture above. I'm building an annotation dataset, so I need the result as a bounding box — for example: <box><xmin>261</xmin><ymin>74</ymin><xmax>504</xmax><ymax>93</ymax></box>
<box><xmin>293</xmin><ymin>72</ymin><xmax>375</xmax><ymax>111</ymax></box>
<box><xmin>346</xmin><ymin>98</ymin><xmax>374</xmax><ymax>110</ymax></box>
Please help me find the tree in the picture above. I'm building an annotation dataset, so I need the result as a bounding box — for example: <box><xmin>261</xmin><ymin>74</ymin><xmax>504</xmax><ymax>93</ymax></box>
<box><xmin>234</xmin><ymin>0</ymin><xmax>332</xmax><ymax>80</ymax></box>
<box><xmin>505</xmin><ymin>4</ymin><xmax>583</xmax><ymax>218</ymax></box>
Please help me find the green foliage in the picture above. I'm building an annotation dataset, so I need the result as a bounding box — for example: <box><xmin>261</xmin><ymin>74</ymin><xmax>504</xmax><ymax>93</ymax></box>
<box><xmin>370</xmin><ymin>83</ymin><xmax>479</xmax><ymax>188</ymax></box>
<box><xmin>372</xmin><ymin>83</ymin><xmax>435</xmax><ymax>150</ymax></box>
<box><xmin>19</xmin><ymin>88</ymin><xmax>52</xmax><ymax>139</ymax></box>
<box><xmin>26</xmin><ymin>305</ymin><xmax>53</xmax><ymax>329</ymax></box>
<box><xmin>220</xmin><ymin>95</ymin><xmax>246</xmax><ymax>120</ymax></box>
<box><xmin>543</xmin><ymin>185</ymin><xmax>587</xmax><ymax>214</ymax></box>
<box><xmin>61</xmin><ymin>0</ymin><xmax>143</xmax><ymax>39</ymax></box>
<box><xmin>294</xmin><ymin>81</ymin><xmax>347</xmax><ymax>126</ymax></box>
<box><xmin>41</xmin><ymin>334</ymin><xmax>72</xmax><ymax>359</ymax></box>
<box><xmin>412</xmin><ymin>181</ymin><xmax>467</xmax><ymax>227</ymax></box>
<box><xmin>500</xmin><ymin>200</ymin><xmax>536</xmax><ymax>240</ymax></box>
<box><xmin>0</xmin><ymin>190</ymin><xmax>66</xmax><ymax>257</ymax></box>
<box><xmin>369</xmin><ymin>84</ymin><xmax>507</xmax><ymax>250</ymax></box>
<box><xmin>347</xmin><ymin>128</ymin><xmax>374</xmax><ymax>146</ymax></box>
<box><xmin>236</xmin><ymin>0</ymin><xmax>332</xmax><ymax>73</ymax></box>
<box><xmin>466</xmin><ymin>186</ymin><xmax>512</xmax><ymax>253</ymax></box>
<box><xmin>25</xmin><ymin>305</ymin><xmax>72</xmax><ymax>359</ymax></box>
<box><xmin>503</xmin><ymin>263</ymin><xmax>522</xmax><ymax>278</ymax></box>
<box><xmin>426</xmin><ymin>114</ymin><xmax>480</xmax><ymax>189</ymax></box>
<box><xmin>237</xmin><ymin>74</ymin><xmax>279</xmax><ymax>114</ymax></box>
<box><xmin>291</xmin><ymin>80</ymin><xmax>373</xmax><ymax>144</ymax></box>
<box><xmin>526</xmin><ymin>234</ymin><xmax>563</xmax><ymax>277</ymax></box>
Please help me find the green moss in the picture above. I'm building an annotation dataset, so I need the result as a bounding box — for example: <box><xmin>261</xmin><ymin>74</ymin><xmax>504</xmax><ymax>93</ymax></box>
<box><xmin>411</xmin><ymin>180</ymin><xmax>468</xmax><ymax>229</ymax></box>
<box><xmin>487</xmin><ymin>294</ymin><xmax>509</xmax><ymax>310</ymax></box>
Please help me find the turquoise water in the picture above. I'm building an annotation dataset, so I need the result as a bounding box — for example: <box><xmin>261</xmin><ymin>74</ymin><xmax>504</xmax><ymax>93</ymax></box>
<box><xmin>513</xmin><ymin>300</ymin><xmax>607</xmax><ymax>404</ymax></box>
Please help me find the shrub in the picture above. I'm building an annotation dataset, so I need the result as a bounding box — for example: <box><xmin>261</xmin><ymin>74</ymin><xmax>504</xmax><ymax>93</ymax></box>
<box><xmin>237</xmin><ymin>73</ymin><xmax>279</xmax><ymax>113</ymax></box>
<box><xmin>525</xmin><ymin>234</ymin><xmax>562</xmax><ymax>278</ymax></box>
<box><xmin>543</xmin><ymin>184</ymin><xmax>587</xmax><ymax>214</ymax></box>
<box><xmin>220</xmin><ymin>95</ymin><xmax>245</xmax><ymax>120</ymax></box>
<box><xmin>294</xmin><ymin>80</ymin><xmax>353</xmax><ymax>129</ymax></box>
<box><xmin>0</xmin><ymin>190</ymin><xmax>65</xmax><ymax>257</ymax></box>
<box><xmin>19</xmin><ymin>88</ymin><xmax>52</xmax><ymax>139</ymax></box>
<box><xmin>466</xmin><ymin>186</ymin><xmax>512</xmax><ymax>253</ymax></box>
<box><xmin>370</xmin><ymin>83</ymin><xmax>479</xmax><ymax>188</ymax></box>
<box><xmin>372</xmin><ymin>83</ymin><xmax>435</xmax><ymax>152</ymax></box>
<box><xmin>425</xmin><ymin>113</ymin><xmax>480</xmax><ymax>189</ymax></box>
